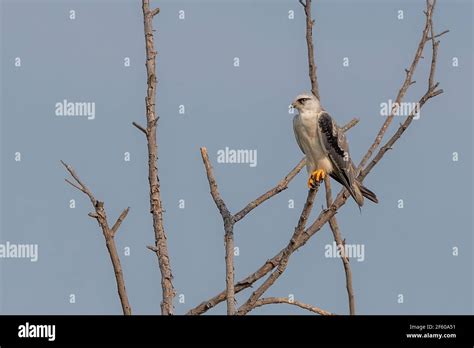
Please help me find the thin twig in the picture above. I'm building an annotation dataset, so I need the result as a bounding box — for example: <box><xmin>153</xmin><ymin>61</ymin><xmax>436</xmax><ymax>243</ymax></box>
<box><xmin>233</xmin><ymin>158</ymin><xmax>306</xmax><ymax>222</ymax></box>
<box><xmin>254</xmin><ymin>297</ymin><xmax>334</xmax><ymax>315</ymax></box>
<box><xmin>61</xmin><ymin>160</ymin><xmax>96</xmax><ymax>206</ymax></box>
<box><xmin>341</xmin><ymin>118</ymin><xmax>359</xmax><ymax>132</ymax></box>
<box><xmin>426</xmin><ymin>29</ymin><xmax>449</xmax><ymax>40</ymax></box>
<box><xmin>200</xmin><ymin>147</ymin><xmax>236</xmax><ymax>315</ymax></box>
<box><xmin>65</xmin><ymin>178</ymin><xmax>87</xmax><ymax>195</ymax></box>
<box><xmin>132</xmin><ymin>121</ymin><xmax>148</xmax><ymax>136</ymax></box>
<box><xmin>61</xmin><ymin>161</ymin><xmax>132</xmax><ymax>315</ymax></box>
<box><xmin>141</xmin><ymin>0</ymin><xmax>175</xmax><ymax>315</ymax></box>
<box><xmin>111</xmin><ymin>207</ymin><xmax>130</xmax><ymax>237</ymax></box>
<box><xmin>150</xmin><ymin>7</ymin><xmax>160</xmax><ymax>17</ymax></box>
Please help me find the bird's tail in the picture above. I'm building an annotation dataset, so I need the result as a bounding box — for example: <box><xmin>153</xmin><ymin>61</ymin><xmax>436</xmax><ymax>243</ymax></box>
<box><xmin>351</xmin><ymin>181</ymin><xmax>378</xmax><ymax>207</ymax></box>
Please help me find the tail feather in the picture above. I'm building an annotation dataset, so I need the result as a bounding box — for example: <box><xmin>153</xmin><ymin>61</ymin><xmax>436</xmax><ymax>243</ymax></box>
<box><xmin>328</xmin><ymin>171</ymin><xmax>378</xmax><ymax>207</ymax></box>
<box><xmin>358</xmin><ymin>182</ymin><xmax>378</xmax><ymax>204</ymax></box>
<box><xmin>350</xmin><ymin>181</ymin><xmax>378</xmax><ymax>207</ymax></box>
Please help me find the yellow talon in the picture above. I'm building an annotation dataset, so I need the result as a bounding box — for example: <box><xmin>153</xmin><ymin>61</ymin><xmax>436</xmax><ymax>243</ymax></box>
<box><xmin>308</xmin><ymin>169</ymin><xmax>326</xmax><ymax>189</ymax></box>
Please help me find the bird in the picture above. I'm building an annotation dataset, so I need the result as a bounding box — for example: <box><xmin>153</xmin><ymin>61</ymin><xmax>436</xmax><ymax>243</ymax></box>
<box><xmin>291</xmin><ymin>92</ymin><xmax>378</xmax><ymax>207</ymax></box>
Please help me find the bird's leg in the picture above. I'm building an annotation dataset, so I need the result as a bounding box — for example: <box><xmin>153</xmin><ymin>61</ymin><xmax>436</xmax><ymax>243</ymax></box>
<box><xmin>308</xmin><ymin>169</ymin><xmax>326</xmax><ymax>189</ymax></box>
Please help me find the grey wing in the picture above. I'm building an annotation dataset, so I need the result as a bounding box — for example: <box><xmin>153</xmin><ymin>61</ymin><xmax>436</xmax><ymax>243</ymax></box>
<box><xmin>317</xmin><ymin>112</ymin><xmax>355</xmax><ymax>190</ymax></box>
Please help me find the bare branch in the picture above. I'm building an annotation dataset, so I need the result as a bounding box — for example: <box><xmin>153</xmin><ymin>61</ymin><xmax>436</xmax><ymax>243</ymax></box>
<box><xmin>301</xmin><ymin>0</ymin><xmax>320</xmax><ymax>99</ymax></box>
<box><xmin>361</xmin><ymin>2</ymin><xmax>443</xmax><ymax>179</ymax></box>
<box><xmin>111</xmin><ymin>207</ymin><xmax>130</xmax><ymax>237</ymax></box>
<box><xmin>147</xmin><ymin>245</ymin><xmax>158</xmax><ymax>252</ymax></box>
<box><xmin>64</xmin><ymin>178</ymin><xmax>86</xmax><ymax>195</ymax></box>
<box><xmin>426</xmin><ymin>29</ymin><xmax>449</xmax><ymax>40</ymax></box>
<box><xmin>357</xmin><ymin>0</ymin><xmax>438</xmax><ymax>173</ymax></box>
<box><xmin>360</xmin><ymin>86</ymin><xmax>442</xmax><ymax>179</ymax></box>
<box><xmin>200</xmin><ymin>147</ymin><xmax>236</xmax><ymax>315</ymax></box>
<box><xmin>60</xmin><ymin>160</ymin><xmax>97</xmax><ymax>206</ymax></box>
<box><xmin>254</xmin><ymin>297</ymin><xmax>334</xmax><ymax>315</ymax></box>
<box><xmin>324</xmin><ymin>178</ymin><xmax>355</xmax><ymax>315</ymax></box>
<box><xmin>428</xmin><ymin>7</ymin><xmax>439</xmax><ymax>90</ymax></box>
<box><xmin>141</xmin><ymin>0</ymin><xmax>175</xmax><ymax>315</ymax></box>
<box><xmin>233</xmin><ymin>158</ymin><xmax>306</xmax><ymax>222</ymax></box>
<box><xmin>150</xmin><ymin>7</ymin><xmax>160</xmax><ymax>17</ymax></box>
<box><xmin>62</xmin><ymin>161</ymin><xmax>131</xmax><ymax>315</ymax></box>
<box><xmin>132</xmin><ymin>121</ymin><xmax>148</xmax><ymax>136</ymax></box>
<box><xmin>200</xmin><ymin>148</ymin><xmax>232</xmax><ymax>219</ymax></box>
<box><xmin>341</xmin><ymin>118</ymin><xmax>359</xmax><ymax>132</ymax></box>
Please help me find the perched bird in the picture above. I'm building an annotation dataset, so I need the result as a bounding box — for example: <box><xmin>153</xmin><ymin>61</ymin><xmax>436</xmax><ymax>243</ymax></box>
<box><xmin>292</xmin><ymin>93</ymin><xmax>378</xmax><ymax>207</ymax></box>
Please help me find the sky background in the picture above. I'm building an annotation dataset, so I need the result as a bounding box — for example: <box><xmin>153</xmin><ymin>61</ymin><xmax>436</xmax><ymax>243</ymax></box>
<box><xmin>0</xmin><ymin>0</ymin><xmax>472</xmax><ymax>315</ymax></box>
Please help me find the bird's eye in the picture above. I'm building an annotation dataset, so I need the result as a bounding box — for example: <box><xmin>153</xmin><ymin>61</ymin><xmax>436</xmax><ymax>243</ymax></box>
<box><xmin>298</xmin><ymin>98</ymin><xmax>310</xmax><ymax>104</ymax></box>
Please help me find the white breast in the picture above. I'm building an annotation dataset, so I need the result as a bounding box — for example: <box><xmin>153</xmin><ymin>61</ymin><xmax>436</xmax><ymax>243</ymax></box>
<box><xmin>293</xmin><ymin>111</ymin><xmax>334</xmax><ymax>174</ymax></box>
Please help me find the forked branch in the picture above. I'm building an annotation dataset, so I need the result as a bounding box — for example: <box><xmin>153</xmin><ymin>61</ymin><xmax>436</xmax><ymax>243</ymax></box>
<box><xmin>61</xmin><ymin>160</ymin><xmax>132</xmax><ymax>315</ymax></box>
<box><xmin>200</xmin><ymin>148</ymin><xmax>236</xmax><ymax>315</ymax></box>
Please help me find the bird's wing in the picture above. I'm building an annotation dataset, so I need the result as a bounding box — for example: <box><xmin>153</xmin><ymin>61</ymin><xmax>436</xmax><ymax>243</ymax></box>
<box><xmin>317</xmin><ymin>112</ymin><xmax>355</xmax><ymax>190</ymax></box>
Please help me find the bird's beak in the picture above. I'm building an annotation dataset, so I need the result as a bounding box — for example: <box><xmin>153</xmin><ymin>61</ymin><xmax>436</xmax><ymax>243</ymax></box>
<box><xmin>291</xmin><ymin>102</ymin><xmax>296</xmax><ymax>108</ymax></box>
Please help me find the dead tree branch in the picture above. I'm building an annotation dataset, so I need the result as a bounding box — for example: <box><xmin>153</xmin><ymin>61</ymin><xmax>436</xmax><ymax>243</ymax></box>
<box><xmin>341</xmin><ymin>118</ymin><xmax>359</xmax><ymax>132</ymax></box>
<box><xmin>233</xmin><ymin>158</ymin><xmax>306</xmax><ymax>223</ymax></box>
<box><xmin>61</xmin><ymin>161</ymin><xmax>132</xmax><ymax>315</ymax></box>
<box><xmin>254</xmin><ymin>297</ymin><xmax>334</xmax><ymax>315</ymax></box>
<box><xmin>136</xmin><ymin>0</ymin><xmax>175</xmax><ymax>315</ymax></box>
<box><xmin>426</xmin><ymin>29</ymin><xmax>449</xmax><ymax>40</ymax></box>
<box><xmin>132</xmin><ymin>121</ymin><xmax>148</xmax><ymax>136</ymax></box>
<box><xmin>200</xmin><ymin>147</ymin><xmax>236</xmax><ymax>315</ymax></box>
<box><xmin>357</xmin><ymin>0</ymin><xmax>440</xmax><ymax>173</ymax></box>
<box><xmin>188</xmin><ymin>0</ymin><xmax>444</xmax><ymax>315</ymax></box>
<box><xmin>360</xmin><ymin>0</ymin><xmax>443</xmax><ymax>179</ymax></box>
<box><xmin>299</xmin><ymin>0</ymin><xmax>320</xmax><ymax>99</ymax></box>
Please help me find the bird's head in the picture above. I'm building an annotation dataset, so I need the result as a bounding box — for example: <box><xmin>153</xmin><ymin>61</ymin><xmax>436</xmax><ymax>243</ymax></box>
<box><xmin>291</xmin><ymin>93</ymin><xmax>322</xmax><ymax>114</ymax></box>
